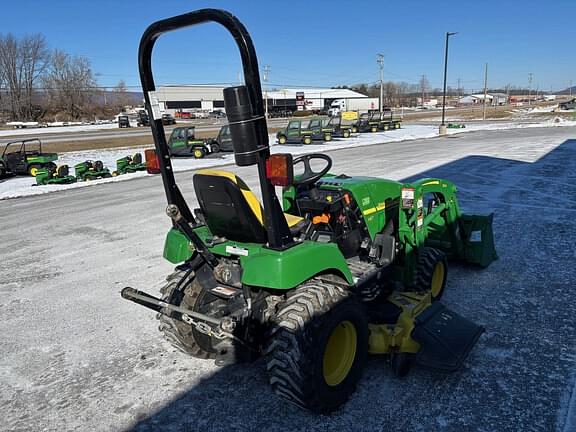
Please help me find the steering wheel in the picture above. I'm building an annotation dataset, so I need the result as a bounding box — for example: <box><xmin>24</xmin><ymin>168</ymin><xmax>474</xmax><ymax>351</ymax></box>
<box><xmin>292</xmin><ymin>153</ymin><xmax>332</xmax><ymax>186</ymax></box>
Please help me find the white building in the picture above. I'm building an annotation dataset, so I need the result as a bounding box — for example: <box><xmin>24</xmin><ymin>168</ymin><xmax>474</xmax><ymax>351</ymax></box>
<box><xmin>459</xmin><ymin>93</ymin><xmax>508</xmax><ymax>106</ymax></box>
<box><xmin>153</xmin><ymin>85</ymin><xmax>368</xmax><ymax>114</ymax></box>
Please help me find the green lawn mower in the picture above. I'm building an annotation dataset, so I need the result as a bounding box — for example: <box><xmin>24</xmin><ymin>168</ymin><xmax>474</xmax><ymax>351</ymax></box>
<box><xmin>112</xmin><ymin>152</ymin><xmax>147</xmax><ymax>176</ymax></box>
<box><xmin>0</xmin><ymin>138</ymin><xmax>58</xmax><ymax>177</ymax></box>
<box><xmin>74</xmin><ymin>160</ymin><xmax>112</xmax><ymax>181</ymax></box>
<box><xmin>276</xmin><ymin>119</ymin><xmax>314</xmax><ymax>145</ymax></box>
<box><xmin>121</xmin><ymin>9</ymin><xmax>497</xmax><ymax>414</ymax></box>
<box><xmin>34</xmin><ymin>165</ymin><xmax>77</xmax><ymax>186</ymax></box>
<box><xmin>448</xmin><ymin>123</ymin><xmax>466</xmax><ymax>129</ymax></box>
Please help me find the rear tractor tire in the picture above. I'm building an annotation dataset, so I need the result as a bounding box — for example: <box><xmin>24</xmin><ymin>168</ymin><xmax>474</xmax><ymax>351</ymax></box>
<box><xmin>157</xmin><ymin>268</ymin><xmax>218</xmax><ymax>359</ymax></box>
<box><xmin>265</xmin><ymin>281</ymin><xmax>368</xmax><ymax>413</ymax></box>
<box><xmin>414</xmin><ymin>247</ymin><xmax>448</xmax><ymax>301</ymax></box>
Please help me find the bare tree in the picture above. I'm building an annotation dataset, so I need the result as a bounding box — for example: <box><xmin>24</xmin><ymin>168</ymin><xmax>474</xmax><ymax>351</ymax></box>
<box><xmin>111</xmin><ymin>79</ymin><xmax>133</xmax><ymax>111</ymax></box>
<box><xmin>42</xmin><ymin>50</ymin><xmax>96</xmax><ymax>120</ymax></box>
<box><xmin>0</xmin><ymin>33</ymin><xmax>49</xmax><ymax>120</ymax></box>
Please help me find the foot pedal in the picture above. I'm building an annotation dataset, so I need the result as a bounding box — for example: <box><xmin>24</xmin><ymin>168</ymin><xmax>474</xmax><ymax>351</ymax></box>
<box><xmin>411</xmin><ymin>302</ymin><xmax>484</xmax><ymax>372</ymax></box>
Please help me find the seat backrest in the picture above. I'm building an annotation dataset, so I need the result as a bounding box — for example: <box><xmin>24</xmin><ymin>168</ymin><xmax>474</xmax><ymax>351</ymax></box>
<box><xmin>193</xmin><ymin>169</ymin><xmax>267</xmax><ymax>243</ymax></box>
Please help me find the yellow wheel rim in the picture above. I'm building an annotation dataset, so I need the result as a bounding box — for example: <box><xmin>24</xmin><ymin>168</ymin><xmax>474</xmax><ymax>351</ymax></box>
<box><xmin>194</xmin><ymin>149</ymin><xmax>203</xmax><ymax>158</ymax></box>
<box><xmin>325</xmin><ymin>134</ymin><xmax>332</xmax><ymax>141</ymax></box>
<box><xmin>431</xmin><ymin>261</ymin><xmax>445</xmax><ymax>298</ymax></box>
<box><xmin>279</xmin><ymin>136</ymin><xmax>286</xmax><ymax>144</ymax></box>
<box><xmin>323</xmin><ymin>320</ymin><xmax>357</xmax><ymax>387</ymax></box>
<box><xmin>30</xmin><ymin>167</ymin><xmax>38</xmax><ymax>176</ymax></box>
<box><xmin>304</xmin><ymin>137</ymin><xmax>311</xmax><ymax>144</ymax></box>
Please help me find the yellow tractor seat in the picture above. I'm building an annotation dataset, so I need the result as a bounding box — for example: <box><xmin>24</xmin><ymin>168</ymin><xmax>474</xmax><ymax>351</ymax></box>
<box><xmin>193</xmin><ymin>169</ymin><xmax>307</xmax><ymax>243</ymax></box>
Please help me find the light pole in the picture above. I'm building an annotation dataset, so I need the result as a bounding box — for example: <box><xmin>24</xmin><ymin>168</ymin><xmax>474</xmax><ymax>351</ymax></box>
<box><xmin>263</xmin><ymin>65</ymin><xmax>270</xmax><ymax>118</ymax></box>
<box><xmin>440</xmin><ymin>31</ymin><xmax>457</xmax><ymax>135</ymax></box>
<box><xmin>377</xmin><ymin>53</ymin><xmax>384</xmax><ymax>112</ymax></box>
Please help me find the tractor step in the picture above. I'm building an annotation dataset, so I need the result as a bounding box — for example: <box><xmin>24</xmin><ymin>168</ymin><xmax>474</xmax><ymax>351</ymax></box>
<box><xmin>411</xmin><ymin>302</ymin><xmax>484</xmax><ymax>372</ymax></box>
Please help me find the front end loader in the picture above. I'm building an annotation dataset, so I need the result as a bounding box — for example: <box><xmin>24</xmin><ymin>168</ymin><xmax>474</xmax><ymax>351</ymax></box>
<box><xmin>121</xmin><ymin>9</ymin><xmax>497</xmax><ymax>414</ymax></box>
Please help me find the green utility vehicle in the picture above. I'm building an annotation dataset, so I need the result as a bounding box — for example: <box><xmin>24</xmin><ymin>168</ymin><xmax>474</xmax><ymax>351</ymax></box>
<box><xmin>0</xmin><ymin>138</ymin><xmax>58</xmax><ymax>177</ymax></box>
<box><xmin>305</xmin><ymin>117</ymin><xmax>333</xmax><ymax>142</ymax></box>
<box><xmin>112</xmin><ymin>152</ymin><xmax>147</xmax><ymax>176</ymax></box>
<box><xmin>122</xmin><ymin>9</ymin><xmax>496</xmax><ymax>414</ymax></box>
<box><xmin>35</xmin><ymin>165</ymin><xmax>76</xmax><ymax>186</ymax></box>
<box><xmin>276</xmin><ymin>119</ymin><xmax>313</xmax><ymax>145</ymax></box>
<box><xmin>74</xmin><ymin>160</ymin><xmax>112</xmax><ymax>181</ymax></box>
<box><xmin>352</xmin><ymin>111</ymin><xmax>380</xmax><ymax>133</ymax></box>
<box><xmin>326</xmin><ymin>115</ymin><xmax>353</xmax><ymax>138</ymax></box>
<box><xmin>167</xmin><ymin>126</ymin><xmax>217</xmax><ymax>158</ymax></box>
<box><xmin>206</xmin><ymin>124</ymin><xmax>234</xmax><ymax>152</ymax></box>
<box><xmin>378</xmin><ymin>109</ymin><xmax>402</xmax><ymax>131</ymax></box>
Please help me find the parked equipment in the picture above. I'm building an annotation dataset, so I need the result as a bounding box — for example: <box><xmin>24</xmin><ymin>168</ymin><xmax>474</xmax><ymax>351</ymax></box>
<box><xmin>276</xmin><ymin>119</ymin><xmax>314</xmax><ymax>145</ymax></box>
<box><xmin>113</xmin><ymin>153</ymin><xmax>147</xmax><ymax>175</ymax></box>
<box><xmin>206</xmin><ymin>125</ymin><xmax>234</xmax><ymax>153</ymax></box>
<box><xmin>448</xmin><ymin>123</ymin><xmax>466</xmax><ymax>129</ymax></box>
<box><xmin>352</xmin><ymin>111</ymin><xmax>380</xmax><ymax>133</ymax></box>
<box><xmin>118</xmin><ymin>115</ymin><xmax>131</xmax><ymax>128</ymax></box>
<box><xmin>326</xmin><ymin>115</ymin><xmax>353</xmax><ymax>138</ymax></box>
<box><xmin>74</xmin><ymin>160</ymin><xmax>112</xmax><ymax>181</ymax></box>
<box><xmin>305</xmin><ymin>117</ymin><xmax>333</xmax><ymax>142</ymax></box>
<box><xmin>121</xmin><ymin>9</ymin><xmax>496</xmax><ymax>415</ymax></box>
<box><xmin>378</xmin><ymin>110</ymin><xmax>402</xmax><ymax>131</ymax></box>
<box><xmin>167</xmin><ymin>126</ymin><xmax>217</xmax><ymax>158</ymax></box>
<box><xmin>137</xmin><ymin>111</ymin><xmax>150</xmax><ymax>127</ymax></box>
<box><xmin>0</xmin><ymin>138</ymin><xmax>57</xmax><ymax>177</ymax></box>
<box><xmin>35</xmin><ymin>165</ymin><xmax>76</xmax><ymax>186</ymax></box>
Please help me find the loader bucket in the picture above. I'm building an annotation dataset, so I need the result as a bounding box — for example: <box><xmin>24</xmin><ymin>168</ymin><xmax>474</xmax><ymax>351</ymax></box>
<box><xmin>412</xmin><ymin>302</ymin><xmax>484</xmax><ymax>372</ymax></box>
<box><xmin>460</xmin><ymin>213</ymin><xmax>498</xmax><ymax>268</ymax></box>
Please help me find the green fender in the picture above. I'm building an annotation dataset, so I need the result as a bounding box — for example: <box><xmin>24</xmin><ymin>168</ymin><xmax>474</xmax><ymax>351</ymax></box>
<box><xmin>239</xmin><ymin>241</ymin><xmax>354</xmax><ymax>289</ymax></box>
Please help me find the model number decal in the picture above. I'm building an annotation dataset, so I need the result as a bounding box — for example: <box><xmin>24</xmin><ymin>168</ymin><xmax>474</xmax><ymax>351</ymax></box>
<box><xmin>225</xmin><ymin>245</ymin><xmax>249</xmax><ymax>256</ymax></box>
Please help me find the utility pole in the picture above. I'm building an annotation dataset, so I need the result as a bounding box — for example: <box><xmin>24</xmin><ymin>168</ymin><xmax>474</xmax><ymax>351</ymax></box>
<box><xmin>421</xmin><ymin>74</ymin><xmax>426</xmax><ymax>107</ymax></box>
<box><xmin>263</xmin><ymin>65</ymin><xmax>270</xmax><ymax>118</ymax></box>
<box><xmin>377</xmin><ymin>54</ymin><xmax>384</xmax><ymax>112</ymax></box>
<box><xmin>482</xmin><ymin>63</ymin><xmax>488</xmax><ymax>120</ymax></box>
<box><xmin>440</xmin><ymin>31</ymin><xmax>457</xmax><ymax>135</ymax></box>
<box><xmin>570</xmin><ymin>80</ymin><xmax>573</xmax><ymax>98</ymax></box>
<box><xmin>457</xmin><ymin>77</ymin><xmax>461</xmax><ymax>97</ymax></box>
<box><xmin>528</xmin><ymin>73</ymin><xmax>533</xmax><ymax>106</ymax></box>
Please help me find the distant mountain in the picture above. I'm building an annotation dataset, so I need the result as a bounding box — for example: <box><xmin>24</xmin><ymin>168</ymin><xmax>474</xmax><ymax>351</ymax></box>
<box><xmin>556</xmin><ymin>86</ymin><xmax>576</xmax><ymax>96</ymax></box>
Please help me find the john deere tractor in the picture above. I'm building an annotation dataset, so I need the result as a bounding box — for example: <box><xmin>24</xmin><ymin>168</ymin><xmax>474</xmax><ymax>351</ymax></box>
<box><xmin>35</xmin><ymin>165</ymin><xmax>76</xmax><ymax>186</ymax></box>
<box><xmin>112</xmin><ymin>152</ymin><xmax>147</xmax><ymax>176</ymax></box>
<box><xmin>122</xmin><ymin>9</ymin><xmax>496</xmax><ymax>414</ymax></box>
<box><xmin>0</xmin><ymin>138</ymin><xmax>58</xmax><ymax>177</ymax></box>
<box><xmin>74</xmin><ymin>160</ymin><xmax>112</xmax><ymax>181</ymax></box>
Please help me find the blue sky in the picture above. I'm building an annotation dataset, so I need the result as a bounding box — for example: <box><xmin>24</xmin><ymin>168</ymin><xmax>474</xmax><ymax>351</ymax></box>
<box><xmin>2</xmin><ymin>0</ymin><xmax>575</xmax><ymax>92</ymax></box>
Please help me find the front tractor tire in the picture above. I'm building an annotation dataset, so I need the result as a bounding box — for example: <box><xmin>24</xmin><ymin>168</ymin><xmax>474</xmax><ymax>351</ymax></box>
<box><xmin>265</xmin><ymin>281</ymin><xmax>368</xmax><ymax>413</ymax></box>
<box><xmin>157</xmin><ymin>268</ymin><xmax>217</xmax><ymax>359</ymax></box>
<box><xmin>193</xmin><ymin>147</ymin><xmax>206</xmax><ymax>159</ymax></box>
<box><xmin>414</xmin><ymin>247</ymin><xmax>448</xmax><ymax>301</ymax></box>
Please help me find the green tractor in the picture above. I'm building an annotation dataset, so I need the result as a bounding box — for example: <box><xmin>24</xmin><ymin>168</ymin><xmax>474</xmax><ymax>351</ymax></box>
<box><xmin>379</xmin><ymin>109</ymin><xmax>402</xmax><ymax>131</ymax></box>
<box><xmin>35</xmin><ymin>165</ymin><xmax>77</xmax><ymax>186</ymax></box>
<box><xmin>276</xmin><ymin>119</ymin><xmax>314</xmax><ymax>145</ymax></box>
<box><xmin>305</xmin><ymin>117</ymin><xmax>333</xmax><ymax>142</ymax></box>
<box><xmin>167</xmin><ymin>126</ymin><xmax>217</xmax><ymax>158</ymax></box>
<box><xmin>112</xmin><ymin>152</ymin><xmax>147</xmax><ymax>176</ymax></box>
<box><xmin>122</xmin><ymin>9</ymin><xmax>496</xmax><ymax>414</ymax></box>
<box><xmin>448</xmin><ymin>123</ymin><xmax>466</xmax><ymax>129</ymax></box>
<box><xmin>74</xmin><ymin>160</ymin><xmax>112</xmax><ymax>181</ymax></box>
<box><xmin>326</xmin><ymin>115</ymin><xmax>353</xmax><ymax>138</ymax></box>
<box><xmin>0</xmin><ymin>138</ymin><xmax>58</xmax><ymax>177</ymax></box>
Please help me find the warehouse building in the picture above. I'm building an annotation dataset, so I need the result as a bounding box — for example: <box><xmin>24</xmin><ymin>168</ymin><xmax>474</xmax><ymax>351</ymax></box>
<box><xmin>154</xmin><ymin>85</ymin><xmax>368</xmax><ymax>115</ymax></box>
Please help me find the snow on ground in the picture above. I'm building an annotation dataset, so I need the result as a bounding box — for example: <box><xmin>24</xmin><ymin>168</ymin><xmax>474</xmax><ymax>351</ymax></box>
<box><xmin>2</xmin><ymin>118</ymin><xmax>576</xmax><ymax>200</ymax></box>
<box><xmin>0</xmin><ymin>122</ymin><xmax>119</xmax><ymax>137</ymax></box>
